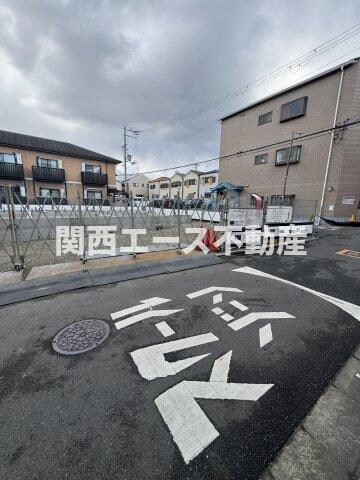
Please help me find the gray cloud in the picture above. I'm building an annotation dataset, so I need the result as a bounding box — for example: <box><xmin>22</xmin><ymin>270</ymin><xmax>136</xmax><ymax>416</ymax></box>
<box><xmin>0</xmin><ymin>0</ymin><xmax>359</xmax><ymax>177</ymax></box>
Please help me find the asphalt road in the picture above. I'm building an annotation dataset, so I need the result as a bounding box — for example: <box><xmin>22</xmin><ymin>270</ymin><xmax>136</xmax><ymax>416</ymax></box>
<box><xmin>0</xmin><ymin>227</ymin><xmax>359</xmax><ymax>480</ymax></box>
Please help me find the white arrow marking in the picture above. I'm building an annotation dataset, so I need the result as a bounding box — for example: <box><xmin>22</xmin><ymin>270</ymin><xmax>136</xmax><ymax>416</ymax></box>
<box><xmin>155</xmin><ymin>351</ymin><xmax>273</xmax><ymax>464</ymax></box>
<box><xmin>131</xmin><ymin>332</ymin><xmax>219</xmax><ymax>380</ymax></box>
<box><xmin>232</xmin><ymin>266</ymin><xmax>360</xmax><ymax>322</ymax></box>
<box><xmin>110</xmin><ymin>297</ymin><xmax>171</xmax><ymax>321</ymax></box>
<box><xmin>187</xmin><ymin>286</ymin><xmax>243</xmax><ymax>299</ymax></box>
<box><xmin>114</xmin><ymin>309</ymin><xmax>183</xmax><ymax>330</ymax></box>
<box><xmin>228</xmin><ymin>312</ymin><xmax>295</xmax><ymax>331</ymax></box>
<box><xmin>259</xmin><ymin>323</ymin><xmax>273</xmax><ymax>348</ymax></box>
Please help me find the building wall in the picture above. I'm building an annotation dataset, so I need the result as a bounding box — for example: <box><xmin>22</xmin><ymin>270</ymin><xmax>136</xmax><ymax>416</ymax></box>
<box><xmin>219</xmin><ymin>61</ymin><xmax>360</xmax><ymax>217</ymax></box>
<box><xmin>183</xmin><ymin>171</ymin><xmax>200</xmax><ymax>199</ymax></box>
<box><xmin>170</xmin><ymin>173</ymin><xmax>184</xmax><ymax>198</ymax></box>
<box><xmin>199</xmin><ymin>171</ymin><xmax>218</xmax><ymax>198</ymax></box>
<box><xmin>159</xmin><ymin>180</ymin><xmax>170</xmax><ymax>198</ymax></box>
<box><xmin>0</xmin><ymin>145</ymin><xmax>118</xmax><ymax>202</ymax></box>
<box><xmin>126</xmin><ymin>174</ymin><xmax>149</xmax><ymax>197</ymax></box>
<box><xmin>148</xmin><ymin>181</ymin><xmax>160</xmax><ymax>198</ymax></box>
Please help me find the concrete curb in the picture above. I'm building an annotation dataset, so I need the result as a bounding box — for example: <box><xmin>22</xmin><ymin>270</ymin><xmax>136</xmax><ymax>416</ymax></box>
<box><xmin>0</xmin><ymin>254</ymin><xmax>223</xmax><ymax>307</ymax></box>
<box><xmin>261</xmin><ymin>344</ymin><xmax>360</xmax><ymax>480</ymax></box>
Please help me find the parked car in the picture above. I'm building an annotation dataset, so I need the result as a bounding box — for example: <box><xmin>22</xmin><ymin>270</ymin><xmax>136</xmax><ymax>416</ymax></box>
<box><xmin>185</xmin><ymin>198</ymin><xmax>204</xmax><ymax>209</ymax></box>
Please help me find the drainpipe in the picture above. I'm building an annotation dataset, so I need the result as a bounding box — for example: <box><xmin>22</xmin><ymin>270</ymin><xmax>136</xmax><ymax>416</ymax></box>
<box><xmin>318</xmin><ymin>66</ymin><xmax>344</xmax><ymax>219</ymax></box>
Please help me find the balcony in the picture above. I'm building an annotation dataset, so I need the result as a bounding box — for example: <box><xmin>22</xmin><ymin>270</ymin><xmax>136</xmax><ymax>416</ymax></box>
<box><xmin>0</xmin><ymin>162</ymin><xmax>24</xmax><ymax>180</ymax></box>
<box><xmin>32</xmin><ymin>165</ymin><xmax>66</xmax><ymax>183</ymax></box>
<box><xmin>81</xmin><ymin>171</ymin><xmax>108</xmax><ymax>186</ymax></box>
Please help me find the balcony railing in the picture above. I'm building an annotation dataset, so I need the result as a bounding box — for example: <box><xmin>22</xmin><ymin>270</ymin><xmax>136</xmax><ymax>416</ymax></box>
<box><xmin>81</xmin><ymin>171</ymin><xmax>108</xmax><ymax>186</ymax></box>
<box><xmin>32</xmin><ymin>165</ymin><xmax>66</xmax><ymax>183</ymax></box>
<box><xmin>0</xmin><ymin>162</ymin><xmax>24</xmax><ymax>179</ymax></box>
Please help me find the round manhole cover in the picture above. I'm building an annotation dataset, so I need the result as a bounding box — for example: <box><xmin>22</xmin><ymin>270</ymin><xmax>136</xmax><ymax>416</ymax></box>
<box><xmin>52</xmin><ymin>319</ymin><xmax>110</xmax><ymax>355</ymax></box>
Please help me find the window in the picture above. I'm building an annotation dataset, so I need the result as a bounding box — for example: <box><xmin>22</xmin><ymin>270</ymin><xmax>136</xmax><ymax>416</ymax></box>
<box><xmin>204</xmin><ymin>176</ymin><xmax>216</xmax><ymax>184</ymax></box>
<box><xmin>254</xmin><ymin>153</ymin><xmax>268</xmax><ymax>165</ymax></box>
<box><xmin>185</xmin><ymin>179</ymin><xmax>196</xmax><ymax>186</ymax></box>
<box><xmin>39</xmin><ymin>188</ymin><xmax>60</xmax><ymax>198</ymax></box>
<box><xmin>149</xmin><ymin>184</ymin><xmax>156</xmax><ymax>189</ymax></box>
<box><xmin>0</xmin><ymin>152</ymin><xmax>17</xmax><ymax>164</ymax></box>
<box><xmin>275</xmin><ymin>146</ymin><xmax>301</xmax><ymax>165</ymax></box>
<box><xmin>171</xmin><ymin>181</ymin><xmax>182</xmax><ymax>188</ymax></box>
<box><xmin>86</xmin><ymin>190</ymin><xmax>102</xmax><ymax>200</ymax></box>
<box><xmin>38</xmin><ymin>157</ymin><xmax>59</xmax><ymax>169</ymax></box>
<box><xmin>85</xmin><ymin>164</ymin><xmax>101</xmax><ymax>173</ymax></box>
<box><xmin>160</xmin><ymin>183</ymin><xmax>169</xmax><ymax>189</ymax></box>
<box><xmin>280</xmin><ymin>96</ymin><xmax>307</xmax><ymax>122</ymax></box>
<box><xmin>270</xmin><ymin>195</ymin><xmax>295</xmax><ymax>206</ymax></box>
<box><xmin>258</xmin><ymin>111</ymin><xmax>272</xmax><ymax>125</ymax></box>
<box><xmin>132</xmin><ymin>182</ymin><xmax>139</xmax><ymax>187</ymax></box>
<box><xmin>204</xmin><ymin>192</ymin><xmax>212</xmax><ymax>198</ymax></box>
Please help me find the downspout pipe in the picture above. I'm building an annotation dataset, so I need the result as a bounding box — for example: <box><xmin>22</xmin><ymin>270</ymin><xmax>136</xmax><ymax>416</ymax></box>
<box><xmin>318</xmin><ymin>66</ymin><xmax>344</xmax><ymax>219</ymax></box>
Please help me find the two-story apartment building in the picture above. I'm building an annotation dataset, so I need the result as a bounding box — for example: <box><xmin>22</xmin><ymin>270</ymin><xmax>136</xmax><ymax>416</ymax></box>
<box><xmin>0</xmin><ymin>130</ymin><xmax>120</xmax><ymax>203</ymax></box>
<box><xmin>198</xmin><ymin>170</ymin><xmax>219</xmax><ymax>199</ymax></box>
<box><xmin>219</xmin><ymin>57</ymin><xmax>360</xmax><ymax>218</ymax></box>
<box><xmin>117</xmin><ymin>174</ymin><xmax>149</xmax><ymax>197</ymax></box>
<box><xmin>183</xmin><ymin>170</ymin><xmax>203</xmax><ymax>199</ymax></box>
<box><xmin>159</xmin><ymin>177</ymin><xmax>170</xmax><ymax>198</ymax></box>
<box><xmin>170</xmin><ymin>172</ymin><xmax>184</xmax><ymax>199</ymax></box>
<box><xmin>147</xmin><ymin>177</ymin><xmax>170</xmax><ymax>199</ymax></box>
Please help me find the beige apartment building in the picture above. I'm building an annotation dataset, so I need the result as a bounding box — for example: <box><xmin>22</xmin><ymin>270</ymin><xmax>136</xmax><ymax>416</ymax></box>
<box><xmin>0</xmin><ymin>130</ymin><xmax>119</xmax><ymax>204</ymax></box>
<box><xmin>199</xmin><ymin>170</ymin><xmax>219</xmax><ymax>199</ymax></box>
<box><xmin>183</xmin><ymin>170</ymin><xmax>202</xmax><ymax>199</ymax></box>
<box><xmin>125</xmin><ymin>174</ymin><xmax>149</xmax><ymax>197</ymax></box>
<box><xmin>147</xmin><ymin>176</ymin><xmax>170</xmax><ymax>199</ymax></box>
<box><xmin>219</xmin><ymin>58</ymin><xmax>360</xmax><ymax>218</ymax></box>
<box><xmin>170</xmin><ymin>172</ymin><xmax>184</xmax><ymax>198</ymax></box>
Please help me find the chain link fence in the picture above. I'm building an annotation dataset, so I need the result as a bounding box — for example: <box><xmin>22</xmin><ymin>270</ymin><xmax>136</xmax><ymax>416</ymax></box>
<box><xmin>0</xmin><ymin>186</ymin><xmax>317</xmax><ymax>272</ymax></box>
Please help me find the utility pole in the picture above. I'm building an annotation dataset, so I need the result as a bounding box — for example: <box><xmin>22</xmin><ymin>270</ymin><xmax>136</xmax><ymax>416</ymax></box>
<box><xmin>123</xmin><ymin>126</ymin><xmax>140</xmax><ymax>196</ymax></box>
<box><xmin>282</xmin><ymin>131</ymin><xmax>296</xmax><ymax>199</ymax></box>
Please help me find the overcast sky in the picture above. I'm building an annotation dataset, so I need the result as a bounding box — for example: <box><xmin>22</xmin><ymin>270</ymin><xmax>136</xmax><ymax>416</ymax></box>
<box><xmin>0</xmin><ymin>0</ymin><xmax>359</xmax><ymax>179</ymax></box>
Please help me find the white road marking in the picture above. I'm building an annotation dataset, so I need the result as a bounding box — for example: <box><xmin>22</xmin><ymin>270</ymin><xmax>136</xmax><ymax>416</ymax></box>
<box><xmin>155</xmin><ymin>382</ymin><xmax>219</xmax><ymax>464</ymax></box>
<box><xmin>187</xmin><ymin>286</ymin><xmax>243</xmax><ymax>299</ymax></box>
<box><xmin>212</xmin><ymin>307</ymin><xmax>224</xmax><ymax>315</ymax></box>
<box><xmin>356</xmin><ymin>373</ymin><xmax>360</xmax><ymax>379</ymax></box>
<box><xmin>213</xmin><ymin>293</ymin><xmax>223</xmax><ymax>304</ymax></box>
<box><xmin>221</xmin><ymin>313</ymin><xmax>234</xmax><ymax>322</ymax></box>
<box><xmin>210</xmin><ymin>351</ymin><xmax>232</xmax><ymax>382</ymax></box>
<box><xmin>228</xmin><ymin>312</ymin><xmax>295</xmax><ymax>331</ymax></box>
<box><xmin>130</xmin><ymin>332</ymin><xmax>219</xmax><ymax>380</ymax></box>
<box><xmin>114</xmin><ymin>309</ymin><xmax>183</xmax><ymax>330</ymax></box>
<box><xmin>152</xmin><ymin>236</ymin><xmax>179</xmax><ymax>243</ymax></box>
<box><xmin>229</xmin><ymin>300</ymin><xmax>249</xmax><ymax>312</ymax></box>
<box><xmin>155</xmin><ymin>351</ymin><xmax>273</xmax><ymax>464</ymax></box>
<box><xmin>259</xmin><ymin>323</ymin><xmax>273</xmax><ymax>348</ymax></box>
<box><xmin>232</xmin><ymin>266</ymin><xmax>360</xmax><ymax>322</ymax></box>
<box><xmin>111</xmin><ymin>297</ymin><xmax>171</xmax><ymax>321</ymax></box>
<box><xmin>155</xmin><ymin>321</ymin><xmax>175</xmax><ymax>337</ymax></box>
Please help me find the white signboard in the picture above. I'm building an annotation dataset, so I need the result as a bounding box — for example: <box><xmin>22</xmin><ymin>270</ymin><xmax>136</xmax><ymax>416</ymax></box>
<box><xmin>265</xmin><ymin>206</ymin><xmax>293</xmax><ymax>224</ymax></box>
<box><xmin>342</xmin><ymin>196</ymin><xmax>355</xmax><ymax>205</ymax></box>
<box><xmin>228</xmin><ymin>208</ymin><xmax>263</xmax><ymax>227</ymax></box>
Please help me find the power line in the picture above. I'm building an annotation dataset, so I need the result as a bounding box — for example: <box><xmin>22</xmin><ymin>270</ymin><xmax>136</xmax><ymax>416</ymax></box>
<box><xmin>127</xmin><ymin>119</ymin><xmax>360</xmax><ymax>176</ymax></box>
<box><xmin>141</xmin><ymin>122</ymin><xmax>216</xmax><ymax>161</ymax></box>
<box><xmin>139</xmin><ymin>23</ymin><xmax>360</xmax><ymax>132</ymax></box>
<box><xmin>136</xmin><ymin>45</ymin><xmax>360</xmax><ymax>165</ymax></box>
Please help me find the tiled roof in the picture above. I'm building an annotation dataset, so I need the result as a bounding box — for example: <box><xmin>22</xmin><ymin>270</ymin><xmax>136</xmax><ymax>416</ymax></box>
<box><xmin>0</xmin><ymin>129</ymin><xmax>120</xmax><ymax>164</ymax></box>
